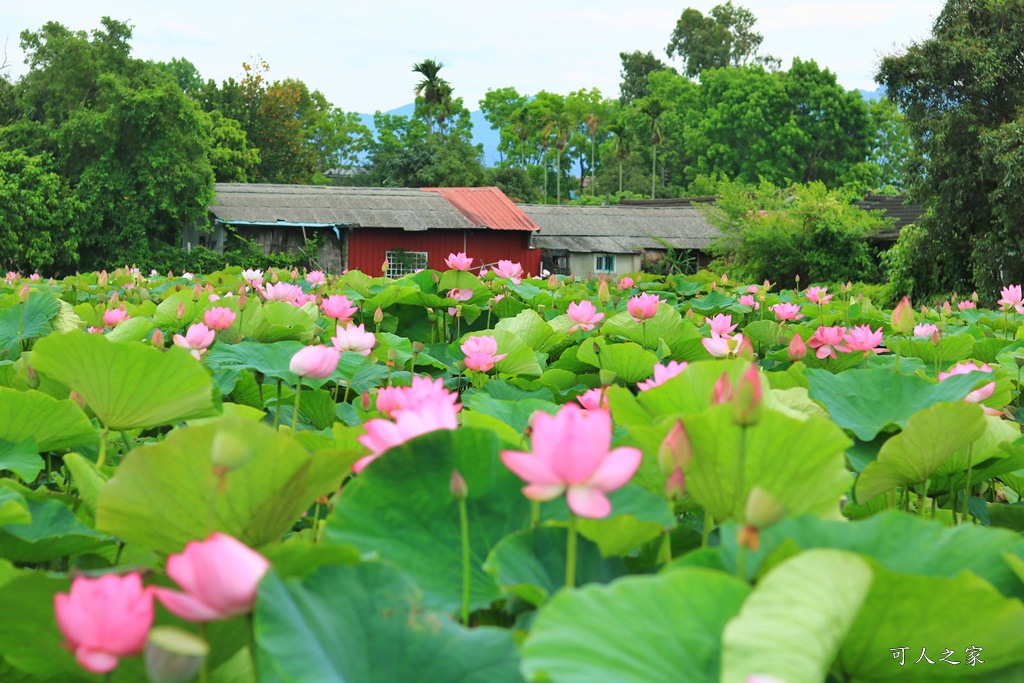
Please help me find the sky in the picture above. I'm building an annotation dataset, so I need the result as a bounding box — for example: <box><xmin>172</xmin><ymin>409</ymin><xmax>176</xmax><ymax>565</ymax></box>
<box><xmin>3</xmin><ymin>1</ymin><xmax>943</xmax><ymax>114</ymax></box>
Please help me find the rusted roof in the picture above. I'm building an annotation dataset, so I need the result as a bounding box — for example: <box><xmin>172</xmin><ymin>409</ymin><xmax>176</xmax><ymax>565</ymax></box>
<box><xmin>422</xmin><ymin>187</ymin><xmax>539</xmax><ymax>231</ymax></box>
<box><xmin>210</xmin><ymin>184</ymin><xmax>475</xmax><ymax>231</ymax></box>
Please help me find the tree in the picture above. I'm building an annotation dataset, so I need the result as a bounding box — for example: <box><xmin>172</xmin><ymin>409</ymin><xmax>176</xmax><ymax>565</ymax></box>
<box><xmin>479</xmin><ymin>87</ymin><xmax>527</xmax><ymax>165</ymax></box>
<box><xmin>639</xmin><ymin>98</ymin><xmax>667</xmax><ymax>198</ymax></box>
<box><xmin>866</xmin><ymin>97</ymin><xmax>913</xmax><ymax>190</ymax></box>
<box><xmin>412</xmin><ymin>59</ymin><xmax>450</xmax><ymax>138</ymax></box>
<box><xmin>618</xmin><ymin>51</ymin><xmax>672</xmax><ymax>105</ymax></box>
<box><xmin>666</xmin><ymin>2</ymin><xmax>774</xmax><ymax>79</ymax></box>
<box><xmin>877</xmin><ymin>0</ymin><xmax>1024</xmax><ymax>297</ymax></box>
<box><xmin>544</xmin><ymin>109</ymin><xmax>575</xmax><ymax>204</ymax></box>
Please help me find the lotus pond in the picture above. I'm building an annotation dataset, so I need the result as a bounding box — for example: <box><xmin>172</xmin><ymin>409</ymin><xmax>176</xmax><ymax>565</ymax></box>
<box><xmin>1</xmin><ymin>262</ymin><xmax>1024</xmax><ymax>683</ymax></box>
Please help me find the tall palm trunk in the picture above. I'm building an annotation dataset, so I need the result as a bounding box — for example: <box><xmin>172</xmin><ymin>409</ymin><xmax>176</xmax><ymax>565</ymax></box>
<box><xmin>590</xmin><ymin>138</ymin><xmax>596</xmax><ymax>195</ymax></box>
<box><xmin>651</xmin><ymin>144</ymin><xmax>657</xmax><ymax>199</ymax></box>
<box><xmin>619</xmin><ymin>161</ymin><xmax>623</xmax><ymax>193</ymax></box>
<box><xmin>556</xmin><ymin>149</ymin><xmax>561</xmax><ymax>205</ymax></box>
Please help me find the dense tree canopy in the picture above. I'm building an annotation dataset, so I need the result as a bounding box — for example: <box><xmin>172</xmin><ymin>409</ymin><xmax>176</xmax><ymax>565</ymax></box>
<box><xmin>665</xmin><ymin>1</ymin><xmax>776</xmax><ymax>78</ymax></box>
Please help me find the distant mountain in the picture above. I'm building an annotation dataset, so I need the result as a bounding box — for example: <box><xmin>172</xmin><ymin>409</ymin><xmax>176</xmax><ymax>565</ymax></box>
<box><xmin>857</xmin><ymin>86</ymin><xmax>887</xmax><ymax>101</ymax></box>
<box><xmin>358</xmin><ymin>104</ymin><xmax>503</xmax><ymax>167</ymax></box>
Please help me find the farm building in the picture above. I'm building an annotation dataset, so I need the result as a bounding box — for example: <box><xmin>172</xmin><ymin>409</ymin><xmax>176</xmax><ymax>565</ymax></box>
<box><xmin>853</xmin><ymin>193</ymin><xmax>926</xmax><ymax>243</ymax></box>
<box><xmin>522</xmin><ymin>199</ymin><xmax>721</xmax><ymax>277</ymax></box>
<box><xmin>193</xmin><ymin>184</ymin><xmax>542</xmax><ymax>276</ymax></box>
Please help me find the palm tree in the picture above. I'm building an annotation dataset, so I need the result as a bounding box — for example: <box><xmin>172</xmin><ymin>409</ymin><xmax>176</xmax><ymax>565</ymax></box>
<box><xmin>412</xmin><ymin>59</ymin><xmax>450</xmax><ymax>137</ymax></box>
<box><xmin>640</xmin><ymin>98</ymin><xmax>665</xmax><ymax>199</ymax></box>
<box><xmin>544</xmin><ymin>111</ymin><xmax>575</xmax><ymax>204</ymax></box>
<box><xmin>509</xmin><ymin>107</ymin><xmax>531</xmax><ymax>168</ymax></box>
<box><xmin>606</xmin><ymin>121</ymin><xmax>631</xmax><ymax>194</ymax></box>
<box><xmin>586</xmin><ymin>113</ymin><xmax>600</xmax><ymax>195</ymax></box>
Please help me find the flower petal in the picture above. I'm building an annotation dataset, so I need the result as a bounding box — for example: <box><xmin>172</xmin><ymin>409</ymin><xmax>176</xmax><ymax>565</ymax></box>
<box><xmin>585</xmin><ymin>447</ymin><xmax>642</xmax><ymax>492</ymax></box>
<box><xmin>501</xmin><ymin>450</ymin><xmax>560</xmax><ymax>486</ymax></box>
<box><xmin>522</xmin><ymin>484</ymin><xmax>565</xmax><ymax>501</ymax></box>
<box><xmin>566</xmin><ymin>486</ymin><xmax>612</xmax><ymax>519</ymax></box>
<box><xmin>154</xmin><ymin>587</ymin><xmax>225</xmax><ymax>622</ymax></box>
<box><xmin>75</xmin><ymin>648</ymin><xmax>120</xmax><ymax>674</ymax></box>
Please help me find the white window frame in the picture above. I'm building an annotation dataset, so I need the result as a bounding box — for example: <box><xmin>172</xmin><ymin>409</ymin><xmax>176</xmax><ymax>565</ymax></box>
<box><xmin>595</xmin><ymin>254</ymin><xmax>616</xmax><ymax>273</ymax></box>
<box><xmin>385</xmin><ymin>250</ymin><xmax>428</xmax><ymax>278</ymax></box>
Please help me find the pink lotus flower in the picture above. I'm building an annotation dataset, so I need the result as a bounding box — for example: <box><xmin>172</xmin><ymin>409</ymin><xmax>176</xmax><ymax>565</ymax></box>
<box><xmin>172</xmin><ymin>323</ymin><xmax>216</xmax><ymax>360</ymax></box>
<box><xmin>746</xmin><ymin>284</ymin><xmax>760</xmax><ymax>294</ymax></box>
<box><xmin>708</xmin><ymin>313</ymin><xmax>738</xmax><ymax>337</ymax></box>
<box><xmin>305</xmin><ymin>270</ymin><xmax>326</xmax><ymax>286</ymax></box>
<box><xmin>203</xmin><ymin>307</ymin><xmax>236</xmax><ymax>331</ymax></box>
<box><xmin>807</xmin><ymin>326</ymin><xmax>849</xmax><ymax>359</ymax></box>
<box><xmin>376</xmin><ymin>376</ymin><xmax>461</xmax><ymax>417</ymax></box>
<box><xmin>293</xmin><ymin>292</ymin><xmax>317</xmax><ymax>307</ymax></box>
<box><xmin>87</xmin><ymin>326</ymin><xmax>104</xmax><ymax>334</ymax></box>
<box><xmin>500</xmin><ymin>403</ymin><xmax>642</xmax><ymax>518</ymax></box>
<box><xmin>262</xmin><ymin>282</ymin><xmax>303</xmax><ymax>303</ymax></box>
<box><xmin>567</xmin><ymin>300</ymin><xmax>605</xmax><ymax>333</ymax></box>
<box><xmin>844</xmin><ymin>325</ymin><xmax>888</xmax><ymax>353</ymax></box>
<box><xmin>355</xmin><ymin>400</ymin><xmax>461</xmax><ymax>472</ymax></box>
<box><xmin>958</xmin><ymin>300</ymin><xmax>976</xmax><ymax>310</ymax></box>
<box><xmin>445</xmin><ymin>252</ymin><xmax>474</xmax><ymax>271</ymax></box>
<box><xmin>461</xmin><ymin>335</ymin><xmax>507</xmax><ymax>372</ymax></box>
<box><xmin>703</xmin><ymin>333</ymin><xmax>746</xmax><ymax>357</ymax></box>
<box><xmin>770</xmin><ymin>302</ymin><xmax>802</xmax><ymax>321</ymax></box>
<box><xmin>447</xmin><ymin>287</ymin><xmax>474</xmax><ymax>315</ymax></box>
<box><xmin>493</xmin><ymin>260</ymin><xmax>524</xmax><ymax>284</ymax></box>
<box><xmin>155</xmin><ymin>533</ymin><xmax>270</xmax><ymax>622</ymax></box>
<box><xmin>914</xmin><ymin>323</ymin><xmax>939</xmax><ymax>337</ymax></box>
<box><xmin>739</xmin><ymin>294</ymin><xmax>760</xmax><ymax>309</ymax></box>
<box><xmin>638</xmin><ymin>360</ymin><xmax>689</xmax><ymax>391</ymax></box>
<box><xmin>103</xmin><ymin>308</ymin><xmax>129</xmax><ymax>327</ymax></box>
<box><xmin>321</xmin><ymin>294</ymin><xmax>358</xmax><ymax>323</ymax></box>
<box><xmin>619</xmin><ymin>276</ymin><xmax>634</xmax><ymax>289</ymax></box>
<box><xmin>627</xmin><ymin>293</ymin><xmax>661</xmax><ymax>322</ymax></box>
<box><xmin>577</xmin><ymin>387</ymin><xmax>608</xmax><ymax>411</ymax></box>
<box><xmin>788</xmin><ymin>334</ymin><xmax>807</xmax><ymax>361</ymax></box>
<box><xmin>939</xmin><ymin>361</ymin><xmax>999</xmax><ymax>412</ymax></box>
<box><xmin>289</xmin><ymin>344</ymin><xmax>341</xmax><ymax>379</ymax></box>
<box><xmin>332</xmin><ymin>323</ymin><xmax>376</xmax><ymax>356</ymax></box>
<box><xmin>998</xmin><ymin>285</ymin><xmax>1024</xmax><ymax>313</ymax></box>
<box><xmin>805</xmin><ymin>286</ymin><xmax>833</xmax><ymax>305</ymax></box>
<box><xmin>55</xmin><ymin>573</ymin><xmax>153</xmax><ymax>673</ymax></box>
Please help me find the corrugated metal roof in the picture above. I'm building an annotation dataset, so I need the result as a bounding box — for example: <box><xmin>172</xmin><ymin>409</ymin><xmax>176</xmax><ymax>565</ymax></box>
<box><xmin>422</xmin><ymin>187</ymin><xmax>539</xmax><ymax>231</ymax></box>
<box><xmin>522</xmin><ymin>204</ymin><xmax>720</xmax><ymax>253</ymax></box>
<box><xmin>854</xmin><ymin>193</ymin><xmax>924</xmax><ymax>233</ymax></box>
<box><xmin>210</xmin><ymin>184</ymin><xmax>474</xmax><ymax>231</ymax></box>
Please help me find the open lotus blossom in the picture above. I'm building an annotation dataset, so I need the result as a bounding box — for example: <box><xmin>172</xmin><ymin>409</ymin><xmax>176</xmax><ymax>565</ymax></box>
<box><xmin>844</xmin><ymin>325</ymin><xmax>888</xmax><ymax>353</ymax></box>
<box><xmin>103</xmin><ymin>308</ymin><xmax>130</xmax><ymax>327</ymax></box>
<box><xmin>638</xmin><ymin>360</ymin><xmax>689</xmax><ymax>391</ymax></box>
<box><xmin>998</xmin><ymin>284</ymin><xmax>1024</xmax><ymax>313</ymax></box>
<box><xmin>173</xmin><ymin>323</ymin><xmax>216</xmax><ymax>360</ymax></box>
<box><xmin>703</xmin><ymin>332</ymin><xmax>746</xmax><ymax>357</ymax></box>
<box><xmin>87</xmin><ymin>326</ymin><xmax>104</xmax><ymax>334</ymax></box>
<box><xmin>461</xmin><ymin>335</ymin><xmax>507</xmax><ymax>372</ymax></box>
<box><xmin>627</xmin><ymin>292</ymin><xmax>661</xmax><ymax>322</ymax></box>
<box><xmin>289</xmin><ymin>344</ymin><xmax>341</xmax><ymax>379</ymax></box>
<box><xmin>938</xmin><ymin>361</ymin><xmax>1000</xmax><ymax>413</ymax></box>
<box><xmin>807</xmin><ymin>325</ymin><xmax>849</xmax><ymax>359</ymax></box>
<box><xmin>567</xmin><ymin>300</ymin><xmax>604</xmax><ymax>333</ymax></box>
<box><xmin>261</xmin><ymin>281</ymin><xmax>303</xmax><ymax>303</ymax></box>
<box><xmin>356</xmin><ymin>399</ymin><xmax>461</xmax><ymax>473</ymax></box>
<box><xmin>805</xmin><ymin>286</ymin><xmax>833</xmax><ymax>305</ymax></box>
<box><xmin>739</xmin><ymin>294</ymin><xmax>760</xmax><ymax>309</ymax></box>
<box><xmin>445</xmin><ymin>252</ymin><xmax>474</xmax><ymax>270</ymax></box>
<box><xmin>321</xmin><ymin>294</ymin><xmax>359</xmax><ymax>323</ymax></box>
<box><xmin>959</xmin><ymin>300</ymin><xmax>976</xmax><ymax>310</ymax></box>
<box><xmin>577</xmin><ymin>387</ymin><xmax>609</xmax><ymax>411</ymax></box>
<box><xmin>770</xmin><ymin>302</ymin><xmax>802</xmax><ymax>321</ymax></box>
<box><xmin>332</xmin><ymin>323</ymin><xmax>376</xmax><ymax>356</ymax></box>
<box><xmin>55</xmin><ymin>573</ymin><xmax>154</xmax><ymax>674</ymax></box>
<box><xmin>913</xmin><ymin>323</ymin><xmax>939</xmax><ymax>337</ymax></box>
<box><xmin>447</xmin><ymin>287</ymin><xmax>474</xmax><ymax>315</ymax></box>
<box><xmin>203</xmin><ymin>307</ymin><xmax>236</xmax><ymax>331</ymax></box>
<box><xmin>708</xmin><ymin>313</ymin><xmax>738</xmax><ymax>337</ymax></box>
<box><xmin>501</xmin><ymin>403</ymin><xmax>642</xmax><ymax>519</ymax></box>
<box><xmin>305</xmin><ymin>270</ymin><xmax>326</xmax><ymax>286</ymax></box>
<box><xmin>619</xmin><ymin>276</ymin><xmax>634</xmax><ymax>289</ymax></box>
<box><xmin>492</xmin><ymin>260</ymin><xmax>524</xmax><ymax>284</ymax></box>
<box><xmin>155</xmin><ymin>533</ymin><xmax>270</xmax><ymax>622</ymax></box>
<box><xmin>240</xmin><ymin>268</ymin><xmax>263</xmax><ymax>287</ymax></box>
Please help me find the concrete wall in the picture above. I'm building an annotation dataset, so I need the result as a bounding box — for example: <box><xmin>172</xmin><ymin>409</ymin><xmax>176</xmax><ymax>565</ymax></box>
<box><xmin>566</xmin><ymin>252</ymin><xmax>641</xmax><ymax>279</ymax></box>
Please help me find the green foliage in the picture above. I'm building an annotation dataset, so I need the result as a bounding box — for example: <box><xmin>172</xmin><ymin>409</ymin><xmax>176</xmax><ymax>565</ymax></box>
<box><xmin>705</xmin><ymin>178</ymin><xmax>889</xmax><ymax>287</ymax></box>
<box><xmin>877</xmin><ymin>0</ymin><xmax>1024</xmax><ymax>298</ymax></box>
<box><xmin>665</xmin><ymin>1</ymin><xmax>775</xmax><ymax>78</ymax></box>
<box><xmin>618</xmin><ymin>51</ymin><xmax>673</xmax><ymax>105</ymax></box>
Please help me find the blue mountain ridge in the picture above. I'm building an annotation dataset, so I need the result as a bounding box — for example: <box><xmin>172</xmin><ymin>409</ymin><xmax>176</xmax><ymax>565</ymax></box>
<box><xmin>357</xmin><ymin>86</ymin><xmax>886</xmax><ymax>170</ymax></box>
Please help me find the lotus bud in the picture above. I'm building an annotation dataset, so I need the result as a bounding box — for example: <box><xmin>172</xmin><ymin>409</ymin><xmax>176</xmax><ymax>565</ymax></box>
<box><xmin>598</xmin><ymin>369</ymin><xmax>617</xmax><ymax>386</ymax></box>
<box><xmin>108</xmin><ymin>291</ymin><xmax>118</xmax><ymax>306</ymax></box>
<box><xmin>658</xmin><ymin>420</ymin><xmax>691</xmax><ymax>473</ymax></box>
<box><xmin>432</xmin><ymin>271</ymin><xmax>439</xmax><ymax>283</ymax></box>
<box><xmin>17</xmin><ymin>285</ymin><xmax>29</xmax><ymax>304</ymax></box>
<box><xmin>361</xmin><ymin>390</ymin><xmax>371</xmax><ymax>410</ymax></box>
<box><xmin>193</xmin><ymin>284</ymin><xmax>203</xmax><ymax>298</ymax></box>
<box><xmin>98</xmin><ymin>270</ymin><xmax>109</xmax><ymax>286</ymax></box>
<box><xmin>841</xmin><ymin>281</ymin><xmax>852</xmax><ymax>293</ymax></box>
<box><xmin>450</xmin><ymin>469</ymin><xmax>468</xmax><ymax>500</ymax></box>
<box><xmin>381</xmin><ymin>258</ymin><xmax>390</xmax><ymax>275</ymax></box>
<box><xmin>891</xmin><ymin>296</ymin><xmax>915</xmax><ymax>335</ymax></box>
<box><xmin>568</xmin><ymin>274</ymin><xmax>575</xmax><ymax>283</ymax></box>
<box><xmin>930</xmin><ymin>330</ymin><xmax>941</xmax><ymax>346</ymax></box>
<box><xmin>597</xmin><ymin>279</ymin><xmax>610</xmax><ymax>304</ymax></box>
<box><xmin>211</xmin><ymin>430</ymin><xmax>253</xmax><ymax>473</ymax></box>
<box><xmin>548</xmin><ymin>274</ymin><xmax>559</xmax><ymax>289</ymax></box>
<box><xmin>291</xmin><ymin>269</ymin><xmax>299</xmax><ymax>280</ymax></box>
<box><xmin>971</xmin><ymin>291</ymin><xmax>979</xmax><ymax>302</ymax></box>
<box><xmin>25</xmin><ymin>365</ymin><xmax>39</xmax><ymax>389</ymax></box>
<box><xmin>712</xmin><ymin>374</ymin><xmax>733</xmax><ymax>405</ymax></box>
<box><xmin>794</xmin><ymin>274</ymin><xmax>800</xmax><ymax>285</ymax></box>
<box><xmin>745</xmin><ymin>486</ymin><xmax>785</xmax><ymax>529</ymax></box>
<box><xmin>920</xmin><ymin>305</ymin><xmax>928</xmax><ymax>315</ymax></box>
<box><xmin>592</xmin><ymin>341</ymin><xmax>601</xmax><ymax>356</ymax></box>
<box><xmin>737</xmin><ymin>336</ymin><xmax>755</xmax><ymax>361</ymax></box>
<box><xmin>151</xmin><ymin>328</ymin><xmax>165</xmax><ymax>349</ymax></box>
<box><xmin>145</xmin><ymin>626</ymin><xmax>209</xmax><ymax>683</ymax></box>
<box><xmin>665</xmin><ymin>468</ymin><xmax>686</xmax><ymax>500</ymax></box>
<box><xmin>271</xmin><ymin>271</ymin><xmax>279</xmax><ymax>283</ymax></box>
<box><xmin>176</xmin><ymin>302</ymin><xmax>186</xmax><ymax>319</ymax></box>
<box><xmin>942</xmin><ymin>301</ymin><xmax>952</xmax><ymax>316</ymax></box>
<box><xmin>537</xmin><ymin>304</ymin><xmax>546</xmax><ymax>315</ymax></box>
<box><xmin>374</xmin><ymin>307</ymin><xmax>384</xmax><ymax>324</ymax></box>
<box><xmin>685</xmin><ymin>309</ymin><xmax>695</xmax><ymax>321</ymax></box>
<box><xmin>788</xmin><ymin>333</ymin><xmax>807</xmax><ymax>361</ymax></box>
<box><xmin>732</xmin><ymin>364</ymin><xmax>763</xmax><ymax>426</ymax></box>
<box><xmin>709</xmin><ymin>282</ymin><xmax>717</xmax><ymax>291</ymax></box>
<box><xmin>167</xmin><ymin>270</ymin><xmax>174</xmax><ymax>278</ymax></box>
<box><xmin>721</xmin><ymin>273</ymin><xmax>729</xmax><ymax>284</ymax></box>
<box><xmin>763</xmin><ymin>279</ymin><xmax>771</xmax><ymax>290</ymax></box>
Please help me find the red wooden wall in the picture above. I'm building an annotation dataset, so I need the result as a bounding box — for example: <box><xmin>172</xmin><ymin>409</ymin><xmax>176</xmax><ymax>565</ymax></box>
<box><xmin>346</xmin><ymin>229</ymin><xmax>542</xmax><ymax>277</ymax></box>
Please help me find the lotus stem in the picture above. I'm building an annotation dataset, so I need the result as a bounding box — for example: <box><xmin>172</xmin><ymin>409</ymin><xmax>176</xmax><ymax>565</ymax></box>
<box><xmin>459</xmin><ymin>494</ymin><xmax>471</xmax><ymax>625</ymax></box>
<box><xmin>734</xmin><ymin>425</ymin><xmax>748</xmax><ymax>522</ymax></box>
<box><xmin>565</xmin><ymin>512</ymin><xmax>578</xmax><ymax>589</ymax></box>
<box><xmin>291</xmin><ymin>379</ymin><xmax>302</xmax><ymax>432</ymax></box>
<box><xmin>96</xmin><ymin>427</ymin><xmax>109</xmax><ymax>469</ymax></box>
<box><xmin>530</xmin><ymin>500</ymin><xmax>540</xmax><ymax>530</ymax></box>
<box><xmin>702</xmin><ymin>510</ymin><xmax>714</xmax><ymax>547</ymax></box>
<box><xmin>273</xmin><ymin>380</ymin><xmax>282</xmax><ymax>430</ymax></box>
<box><xmin>961</xmin><ymin>446</ymin><xmax>974</xmax><ymax>524</ymax></box>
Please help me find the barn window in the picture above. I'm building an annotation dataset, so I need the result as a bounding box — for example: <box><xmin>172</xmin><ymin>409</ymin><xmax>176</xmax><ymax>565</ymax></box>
<box><xmin>595</xmin><ymin>254</ymin><xmax>616</xmax><ymax>272</ymax></box>
<box><xmin>554</xmin><ymin>255</ymin><xmax>568</xmax><ymax>269</ymax></box>
<box><xmin>386</xmin><ymin>249</ymin><xmax>428</xmax><ymax>278</ymax></box>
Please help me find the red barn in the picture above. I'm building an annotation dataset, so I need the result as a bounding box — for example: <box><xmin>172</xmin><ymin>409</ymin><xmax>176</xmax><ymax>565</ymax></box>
<box><xmin>198</xmin><ymin>184</ymin><xmax>541</xmax><ymax>276</ymax></box>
